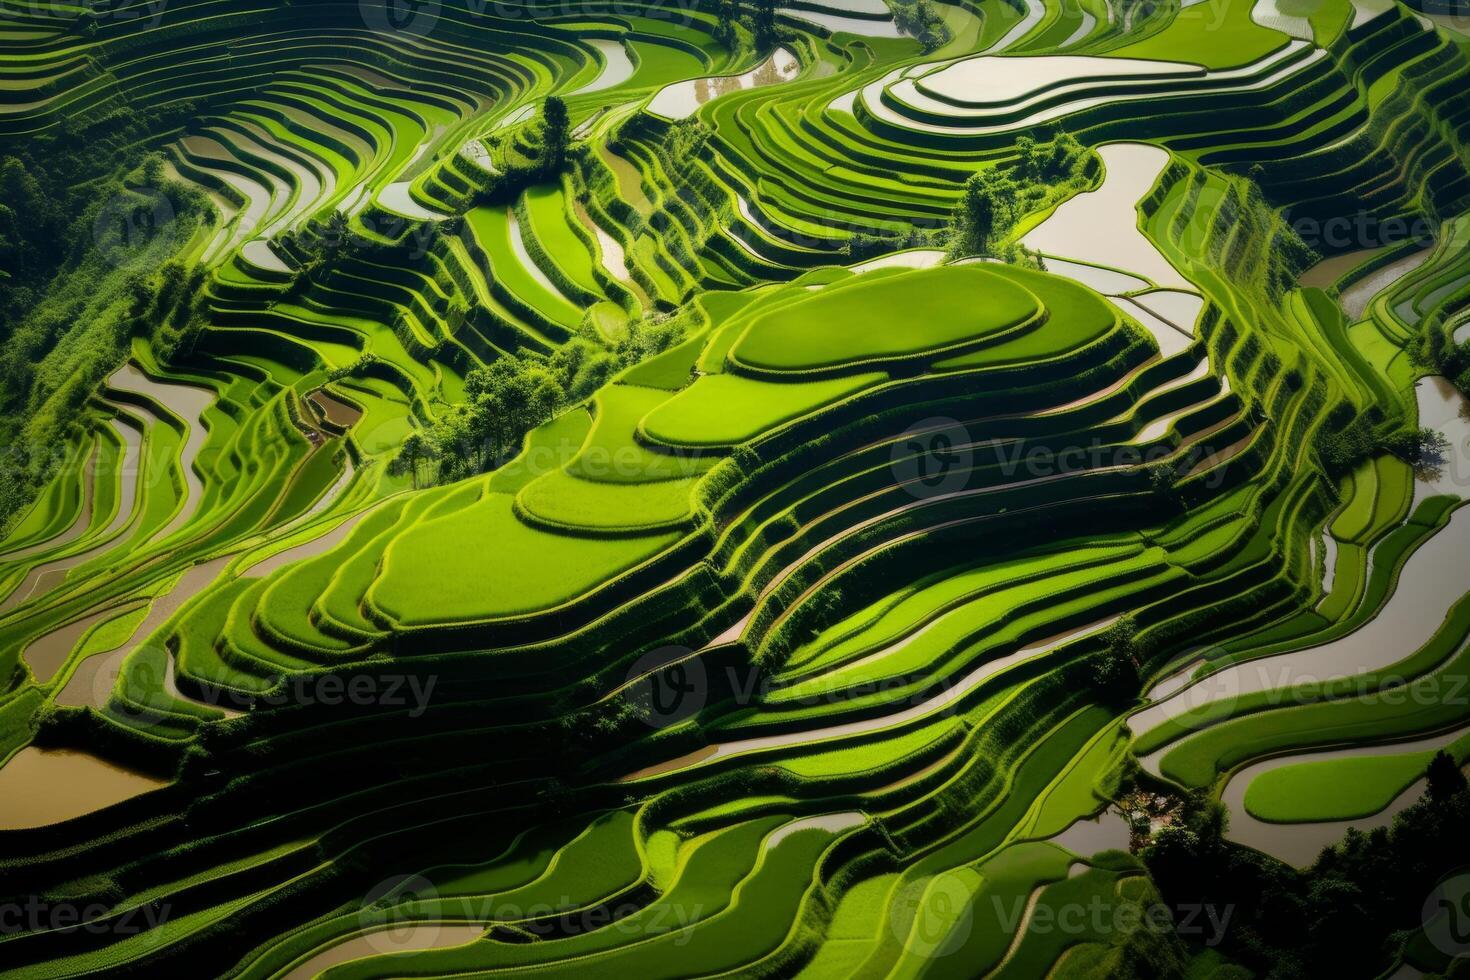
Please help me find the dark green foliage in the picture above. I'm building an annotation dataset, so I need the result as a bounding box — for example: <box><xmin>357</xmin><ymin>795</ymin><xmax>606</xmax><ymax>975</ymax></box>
<box><xmin>950</xmin><ymin>133</ymin><xmax>1092</xmax><ymax>258</ymax></box>
<box><xmin>1144</xmin><ymin>776</ymin><xmax>1470</xmax><ymax>978</ymax></box>
<box><xmin>0</xmin><ymin>101</ymin><xmax>201</xmax><ymax>332</ymax></box>
<box><xmin>798</xmin><ymin>586</ymin><xmax>844</xmax><ymax>643</ymax></box>
<box><xmin>749</xmin><ymin>0</ymin><xmax>779</xmax><ymax>50</ymax></box>
<box><xmin>890</xmin><ymin>0</ymin><xmax>950</xmax><ymax>50</ymax></box>
<box><xmin>1316</xmin><ymin>415</ymin><xmax>1378</xmax><ymax>474</ymax></box>
<box><xmin>845</xmin><ymin>228</ymin><xmax>939</xmax><ymax>260</ymax></box>
<box><xmin>387</xmin><ymin>431</ymin><xmax>433</xmax><ymax>489</ymax></box>
<box><xmin>541</xmin><ymin>96</ymin><xmax>570</xmax><ymax>175</ymax></box>
<box><xmin>1383</xmin><ymin>425</ymin><xmax>1451</xmax><ymax>469</ymax></box>
<box><xmin>1093</xmin><ymin>615</ymin><xmax>1141</xmax><ymax>705</ymax></box>
<box><xmin>0</xmin><ymin>162</ymin><xmax>209</xmax><ymax>532</ymax></box>
<box><xmin>1315</xmin><ymin>415</ymin><xmax>1445</xmax><ymax>478</ymax></box>
<box><xmin>1417</xmin><ymin>331</ymin><xmax>1470</xmax><ymax>400</ymax></box>
<box><xmin>469</xmin><ymin>98</ymin><xmax>577</xmax><ymax>205</ymax></box>
<box><xmin>393</xmin><ymin>316</ymin><xmax>685</xmax><ymax>485</ymax></box>
<box><xmin>712</xmin><ymin>0</ymin><xmax>740</xmax><ymax>48</ymax></box>
<box><xmin>667</xmin><ymin>119</ymin><xmax>711</xmax><ymax>163</ymax></box>
<box><xmin>1426</xmin><ymin>749</ymin><xmax>1467</xmax><ymax>803</ymax></box>
<box><xmin>0</xmin><ymin>155</ymin><xmax>64</xmax><ymax>315</ymax></box>
<box><xmin>145</xmin><ymin>260</ymin><xmax>210</xmax><ymax>360</ymax></box>
<box><xmin>952</xmin><ymin>171</ymin><xmax>1004</xmax><ymax>257</ymax></box>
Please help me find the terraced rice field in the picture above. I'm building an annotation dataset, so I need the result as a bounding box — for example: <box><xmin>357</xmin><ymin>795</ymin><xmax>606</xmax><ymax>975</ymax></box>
<box><xmin>1</xmin><ymin>0</ymin><xmax>1468</xmax><ymax>975</ymax></box>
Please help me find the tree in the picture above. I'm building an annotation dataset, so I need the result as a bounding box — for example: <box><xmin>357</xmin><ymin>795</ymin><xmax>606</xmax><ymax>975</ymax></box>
<box><xmin>1042</xmin><ymin>132</ymin><xmax>1085</xmax><ymax>182</ymax></box>
<box><xmin>712</xmin><ymin>0</ymin><xmax>739</xmax><ymax>47</ymax></box>
<box><xmin>951</xmin><ymin>172</ymin><xmax>997</xmax><ymax>257</ymax></box>
<box><xmin>1427</xmin><ymin>750</ymin><xmax>1467</xmax><ymax>803</ymax></box>
<box><xmin>950</xmin><ymin>169</ymin><xmax>1022</xmax><ymax>258</ymax></box>
<box><xmin>890</xmin><ymin>0</ymin><xmax>947</xmax><ymax>50</ymax></box>
<box><xmin>540</xmin><ymin>96</ymin><xmax>570</xmax><ymax>175</ymax></box>
<box><xmin>320</xmin><ymin>210</ymin><xmax>351</xmax><ymax>253</ymax></box>
<box><xmin>140</xmin><ymin>153</ymin><xmax>165</xmax><ymax>186</ymax></box>
<box><xmin>1092</xmin><ymin>615</ymin><xmax>1141</xmax><ymax>705</ymax></box>
<box><xmin>390</xmin><ymin>431</ymin><xmax>430</xmax><ymax>489</ymax></box>
<box><xmin>750</xmin><ymin>0</ymin><xmax>778</xmax><ymax>51</ymax></box>
<box><xmin>1013</xmin><ymin>135</ymin><xmax>1038</xmax><ymax>180</ymax></box>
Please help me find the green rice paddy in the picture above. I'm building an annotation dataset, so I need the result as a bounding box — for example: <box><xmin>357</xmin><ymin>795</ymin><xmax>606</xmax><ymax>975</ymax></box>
<box><xmin>1</xmin><ymin>0</ymin><xmax>1468</xmax><ymax>975</ymax></box>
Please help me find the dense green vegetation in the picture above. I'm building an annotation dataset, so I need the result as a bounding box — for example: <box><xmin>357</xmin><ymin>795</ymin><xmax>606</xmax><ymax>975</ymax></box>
<box><xmin>0</xmin><ymin>0</ymin><xmax>1467</xmax><ymax>976</ymax></box>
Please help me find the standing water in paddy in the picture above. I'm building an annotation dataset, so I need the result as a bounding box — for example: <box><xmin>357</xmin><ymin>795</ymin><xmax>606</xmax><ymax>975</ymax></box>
<box><xmin>2</xmin><ymin>0</ymin><xmax>1470</xmax><ymax>975</ymax></box>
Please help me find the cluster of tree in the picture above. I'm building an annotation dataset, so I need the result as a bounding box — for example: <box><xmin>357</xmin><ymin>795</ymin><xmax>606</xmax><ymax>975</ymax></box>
<box><xmin>540</xmin><ymin>96</ymin><xmax>571</xmax><ymax>175</ymax></box>
<box><xmin>0</xmin><ymin>156</ymin><xmax>64</xmax><ymax>325</ymax></box>
<box><xmin>890</xmin><ymin>0</ymin><xmax>951</xmax><ymax>51</ymax></box>
<box><xmin>1316</xmin><ymin>412</ymin><xmax>1450</xmax><ymax>478</ymax></box>
<box><xmin>0</xmin><ymin>101</ymin><xmax>200</xmax><ymax>334</ymax></box>
<box><xmin>1414</xmin><ymin>326</ymin><xmax>1470</xmax><ymax>400</ymax></box>
<box><xmin>1141</xmin><ymin>753</ymin><xmax>1470</xmax><ymax>978</ymax></box>
<box><xmin>712</xmin><ymin>0</ymin><xmax>740</xmax><ymax>48</ymax></box>
<box><xmin>134</xmin><ymin>258</ymin><xmax>210</xmax><ymax>360</ymax></box>
<box><xmin>1092</xmin><ymin>614</ymin><xmax>1143</xmax><ymax>706</ymax></box>
<box><xmin>950</xmin><ymin>133</ymin><xmax>1094</xmax><ymax>259</ymax></box>
<box><xmin>845</xmin><ymin>227</ymin><xmax>943</xmax><ymax>261</ymax></box>
<box><xmin>390</xmin><ymin>316</ymin><xmax>685</xmax><ymax>488</ymax></box>
<box><xmin>472</xmin><ymin>97</ymin><xmax>573</xmax><ymax>206</ymax></box>
<box><xmin>666</xmin><ymin>118</ymin><xmax>711</xmax><ymax>163</ymax></box>
<box><xmin>711</xmin><ymin>0</ymin><xmax>779</xmax><ymax>51</ymax></box>
<box><xmin>0</xmin><ymin>151</ymin><xmax>211</xmax><ymax>535</ymax></box>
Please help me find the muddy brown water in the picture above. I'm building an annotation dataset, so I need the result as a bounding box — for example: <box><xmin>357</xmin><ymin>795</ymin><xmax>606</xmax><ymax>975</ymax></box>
<box><xmin>1298</xmin><ymin>246</ymin><xmax>1389</xmax><ymax>290</ymax></box>
<box><xmin>281</xmin><ymin>924</ymin><xmax>488</xmax><ymax>980</ymax></box>
<box><xmin>0</xmin><ymin>747</ymin><xmax>167</xmax><ymax>831</ymax></box>
<box><xmin>23</xmin><ymin>603</ymin><xmax>143</xmax><ymax>685</ymax></box>
<box><xmin>308</xmin><ymin>389</ymin><xmax>363</xmax><ymax>430</ymax></box>
<box><xmin>108</xmin><ymin>363</ymin><xmax>216</xmax><ymax>544</ymax></box>
<box><xmin>56</xmin><ymin>555</ymin><xmax>232</xmax><ymax>709</ymax></box>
